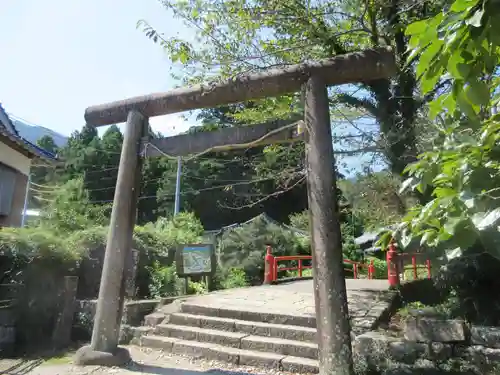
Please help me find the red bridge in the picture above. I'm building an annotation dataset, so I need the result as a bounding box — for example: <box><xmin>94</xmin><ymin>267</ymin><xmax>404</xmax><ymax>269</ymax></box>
<box><xmin>263</xmin><ymin>241</ymin><xmax>432</xmax><ymax>286</ymax></box>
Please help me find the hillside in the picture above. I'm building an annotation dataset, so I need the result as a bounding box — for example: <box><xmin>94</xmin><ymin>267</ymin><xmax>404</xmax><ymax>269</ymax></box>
<box><xmin>13</xmin><ymin>119</ymin><xmax>67</xmax><ymax>147</ymax></box>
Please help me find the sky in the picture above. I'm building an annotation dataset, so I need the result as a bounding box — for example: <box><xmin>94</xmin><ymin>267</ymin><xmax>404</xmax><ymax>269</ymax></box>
<box><xmin>0</xmin><ymin>0</ymin><xmax>382</xmax><ymax>175</ymax></box>
<box><xmin>0</xmin><ymin>0</ymin><xmax>197</xmax><ymax>137</ymax></box>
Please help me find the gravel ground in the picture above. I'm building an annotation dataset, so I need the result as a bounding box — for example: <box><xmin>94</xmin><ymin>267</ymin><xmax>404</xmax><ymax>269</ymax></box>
<box><xmin>23</xmin><ymin>346</ymin><xmax>314</xmax><ymax>375</ymax></box>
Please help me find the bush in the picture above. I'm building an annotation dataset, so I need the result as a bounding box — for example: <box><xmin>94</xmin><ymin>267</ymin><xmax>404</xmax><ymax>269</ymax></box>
<box><xmin>146</xmin><ymin>261</ymin><xmax>184</xmax><ymax>298</ymax></box>
<box><xmin>0</xmin><ymin>227</ymin><xmax>82</xmax><ymax>350</ymax></box>
<box><xmin>288</xmin><ymin>210</ymin><xmax>363</xmax><ymax>261</ymax></box>
<box><xmin>218</xmin><ymin>215</ymin><xmax>308</xmax><ymax>284</ymax></box>
<box><xmin>0</xmin><ymin>211</ymin><xmax>205</xmax><ymax>351</ymax></box>
<box><xmin>220</xmin><ymin>268</ymin><xmax>249</xmax><ymax>289</ymax></box>
<box><xmin>433</xmin><ymin>252</ymin><xmax>500</xmax><ymax>325</ymax></box>
<box><xmin>367</xmin><ymin>257</ymin><xmax>388</xmax><ymax>280</ymax></box>
<box><xmin>188</xmin><ymin>280</ymin><xmax>208</xmax><ymax>295</ymax></box>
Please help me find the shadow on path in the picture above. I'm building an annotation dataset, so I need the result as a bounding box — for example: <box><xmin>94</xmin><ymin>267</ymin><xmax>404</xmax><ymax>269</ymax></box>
<box><xmin>0</xmin><ymin>360</ymin><xmax>43</xmax><ymax>375</ymax></box>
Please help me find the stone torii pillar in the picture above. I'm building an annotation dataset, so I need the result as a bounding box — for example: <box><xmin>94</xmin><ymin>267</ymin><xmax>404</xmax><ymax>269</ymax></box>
<box><xmin>74</xmin><ymin>48</ymin><xmax>396</xmax><ymax>374</ymax></box>
<box><xmin>75</xmin><ymin>111</ymin><xmax>147</xmax><ymax>365</ymax></box>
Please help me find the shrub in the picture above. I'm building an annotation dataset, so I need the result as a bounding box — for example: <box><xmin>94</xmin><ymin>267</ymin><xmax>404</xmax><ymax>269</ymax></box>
<box><xmin>146</xmin><ymin>261</ymin><xmax>184</xmax><ymax>298</ymax></box>
<box><xmin>220</xmin><ymin>268</ymin><xmax>249</xmax><ymax>289</ymax></box>
<box><xmin>367</xmin><ymin>257</ymin><xmax>388</xmax><ymax>280</ymax></box>
<box><xmin>0</xmin><ymin>227</ymin><xmax>82</xmax><ymax>350</ymax></box>
<box><xmin>288</xmin><ymin>210</ymin><xmax>363</xmax><ymax>261</ymax></box>
<box><xmin>218</xmin><ymin>215</ymin><xmax>308</xmax><ymax>284</ymax></box>
<box><xmin>433</xmin><ymin>252</ymin><xmax>500</xmax><ymax>325</ymax></box>
<box><xmin>188</xmin><ymin>280</ymin><xmax>208</xmax><ymax>295</ymax></box>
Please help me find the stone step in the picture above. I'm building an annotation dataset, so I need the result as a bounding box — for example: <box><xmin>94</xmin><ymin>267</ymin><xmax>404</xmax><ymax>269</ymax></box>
<box><xmin>169</xmin><ymin>313</ymin><xmax>318</xmax><ymax>342</ymax></box>
<box><xmin>154</xmin><ymin>323</ymin><xmax>318</xmax><ymax>359</ymax></box>
<box><xmin>156</xmin><ymin>324</ymin><xmax>246</xmax><ymax>348</ymax></box>
<box><xmin>141</xmin><ymin>335</ymin><xmax>319</xmax><ymax>373</ymax></box>
<box><xmin>180</xmin><ymin>302</ymin><xmax>316</xmax><ymax>328</ymax></box>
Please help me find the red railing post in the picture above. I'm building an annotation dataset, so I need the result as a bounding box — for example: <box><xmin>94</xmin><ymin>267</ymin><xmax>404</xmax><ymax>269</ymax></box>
<box><xmin>426</xmin><ymin>259</ymin><xmax>432</xmax><ymax>279</ymax></box>
<box><xmin>387</xmin><ymin>240</ymin><xmax>400</xmax><ymax>287</ymax></box>
<box><xmin>412</xmin><ymin>256</ymin><xmax>418</xmax><ymax>280</ymax></box>
<box><xmin>298</xmin><ymin>259</ymin><xmax>303</xmax><ymax>277</ymax></box>
<box><xmin>353</xmin><ymin>263</ymin><xmax>358</xmax><ymax>279</ymax></box>
<box><xmin>264</xmin><ymin>245</ymin><xmax>275</xmax><ymax>284</ymax></box>
<box><xmin>369</xmin><ymin>260</ymin><xmax>374</xmax><ymax>280</ymax></box>
<box><xmin>273</xmin><ymin>257</ymin><xmax>278</xmax><ymax>282</ymax></box>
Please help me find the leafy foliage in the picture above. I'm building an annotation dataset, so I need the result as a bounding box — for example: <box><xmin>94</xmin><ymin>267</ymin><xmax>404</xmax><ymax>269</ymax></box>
<box><xmin>138</xmin><ymin>0</ymin><xmax>445</xmax><ymax>175</ymax></box>
<box><xmin>339</xmin><ymin>171</ymin><xmax>412</xmax><ymax>229</ymax></box>
<box><xmin>146</xmin><ymin>261</ymin><xmax>184</xmax><ymax>298</ymax></box>
<box><xmin>379</xmin><ymin>0</ymin><xmax>500</xmax><ymax>262</ymax></box>
<box><xmin>370</xmin><ymin>0</ymin><xmax>500</xmax><ymax>326</ymax></box>
<box><xmin>218</xmin><ymin>215</ymin><xmax>309</xmax><ymax>284</ymax></box>
<box><xmin>35</xmin><ymin>178</ymin><xmax>110</xmax><ymax>233</ymax></box>
<box><xmin>288</xmin><ymin>210</ymin><xmax>363</xmax><ymax>261</ymax></box>
<box><xmin>219</xmin><ymin>268</ymin><xmax>249</xmax><ymax>289</ymax></box>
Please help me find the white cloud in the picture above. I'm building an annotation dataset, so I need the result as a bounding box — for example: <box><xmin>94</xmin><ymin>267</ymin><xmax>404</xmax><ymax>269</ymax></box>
<box><xmin>149</xmin><ymin>114</ymin><xmax>199</xmax><ymax>137</ymax></box>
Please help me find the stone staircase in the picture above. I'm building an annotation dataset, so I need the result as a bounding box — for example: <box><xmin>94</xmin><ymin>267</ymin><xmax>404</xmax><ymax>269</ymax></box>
<box><xmin>136</xmin><ymin>299</ymin><xmax>320</xmax><ymax>373</ymax></box>
<box><xmin>129</xmin><ymin>281</ymin><xmax>394</xmax><ymax>373</ymax></box>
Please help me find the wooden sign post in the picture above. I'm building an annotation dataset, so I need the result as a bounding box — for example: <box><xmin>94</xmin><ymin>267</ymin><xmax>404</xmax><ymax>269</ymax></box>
<box><xmin>74</xmin><ymin>48</ymin><xmax>396</xmax><ymax>375</ymax></box>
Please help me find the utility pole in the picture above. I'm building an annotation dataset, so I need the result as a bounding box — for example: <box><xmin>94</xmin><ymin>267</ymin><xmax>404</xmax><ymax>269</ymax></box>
<box><xmin>21</xmin><ymin>173</ymin><xmax>31</xmax><ymax>227</ymax></box>
<box><xmin>304</xmin><ymin>75</ymin><xmax>353</xmax><ymax>375</ymax></box>
<box><xmin>174</xmin><ymin>156</ymin><xmax>182</xmax><ymax>215</ymax></box>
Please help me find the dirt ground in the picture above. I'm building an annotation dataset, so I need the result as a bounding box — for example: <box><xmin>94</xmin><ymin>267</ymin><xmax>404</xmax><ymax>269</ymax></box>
<box><xmin>0</xmin><ymin>345</ymin><xmax>309</xmax><ymax>375</ymax></box>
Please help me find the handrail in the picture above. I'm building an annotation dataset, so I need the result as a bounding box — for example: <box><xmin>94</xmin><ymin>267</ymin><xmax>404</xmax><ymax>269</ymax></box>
<box><xmin>265</xmin><ymin>251</ymin><xmax>373</xmax><ymax>283</ymax></box>
<box><xmin>264</xmin><ymin>244</ymin><xmax>433</xmax><ymax>286</ymax></box>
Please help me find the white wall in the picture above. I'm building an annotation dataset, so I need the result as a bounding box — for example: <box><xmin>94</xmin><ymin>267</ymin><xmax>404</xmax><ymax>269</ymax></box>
<box><xmin>0</xmin><ymin>140</ymin><xmax>31</xmax><ymax>175</ymax></box>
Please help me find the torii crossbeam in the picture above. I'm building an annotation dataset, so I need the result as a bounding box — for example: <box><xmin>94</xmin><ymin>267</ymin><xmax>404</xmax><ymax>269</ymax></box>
<box><xmin>74</xmin><ymin>48</ymin><xmax>396</xmax><ymax>375</ymax></box>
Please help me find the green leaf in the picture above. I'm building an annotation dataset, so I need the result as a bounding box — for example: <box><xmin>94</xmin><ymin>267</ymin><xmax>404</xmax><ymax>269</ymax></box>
<box><xmin>466</xmin><ymin>8</ymin><xmax>485</xmax><ymax>27</ymax></box>
<box><xmin>451</xmin><ymin>0</ymin><xmax>478</xmax><ymax>12</ymax></box>
<box><xmin>457</xmin><ymin>90</ymin><xmax>479</xmax><ymax>118</ymax></box>
<box><xmin>406</xmin><ymin>20</ymin><xmax>429</xmax><ymax>36</ymax></box>
<box><xmin>399</xmin><ymin>177</ymin><xmax>418</xmax><ymax>194</ymax></box>
<box><xmin>472</xmin><ymin>208</ymin><xmax>500</xmax><ymax>230</ymax></box>
<box><xmin>459</xmin><ymin>191</ymin><xmax>476</xmax><ymax>209</ymax></box>
<box><xmin>467</xmin><ymin>80</ymin><xmax>490</xmax><ymax>106</ymax></box>
<box><xmin>435</xmin><ymin>187</ymin><xmax>456</xmax><ymax>198</ymax></box>
<box><xmin>448</xmin><ymin>50</ymin><xmax>466</xmax><ymax>79</ymax></box>
<box><xmin>445</xmin><ymin>247</ymin><xmax>463</xmax><ymax>260</ymax></box>
<box><xmin>421</xmin><ymin>66</ymin><xmax>444</xmax><ymax>95</ymax></box>
<box><xmin>417</xmin><ymin>40</ymin><xmax>444</xmax><ymax>78</ymax></box>
<box><xmin>444</xmin><ymin>216</ymin><xmax>466</xmax><ymax>235</ymax></box>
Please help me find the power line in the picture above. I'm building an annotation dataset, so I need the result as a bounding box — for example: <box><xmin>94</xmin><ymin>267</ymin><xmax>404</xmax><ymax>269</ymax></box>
<box><xmin>30</xmin><ymin>171</ymin><xmax>304</xmax><ymax>205</ymax></box>
<box><xmin>29</xmin><ymin>166</ymin><xmax>304</xmax><ymax>197</ymax></box>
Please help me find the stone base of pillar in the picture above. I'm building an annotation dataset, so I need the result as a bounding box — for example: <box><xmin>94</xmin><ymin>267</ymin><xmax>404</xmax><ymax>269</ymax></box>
<box><xmin>73</xmin><ymin>345</ymin><xmax>131</xmax><ymax>366</ymax></box>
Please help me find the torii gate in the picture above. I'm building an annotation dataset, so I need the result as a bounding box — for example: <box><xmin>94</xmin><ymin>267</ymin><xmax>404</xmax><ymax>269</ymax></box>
<box><xmin>74</xmin><ymin>48</ymin><xmax>396</xmax><ymax>375</ymax></box>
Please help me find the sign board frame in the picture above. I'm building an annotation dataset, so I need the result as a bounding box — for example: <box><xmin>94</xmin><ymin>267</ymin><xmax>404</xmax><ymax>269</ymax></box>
<box><xmin>175</xmin><ymin>243</ymin><xmax>216</xmax><ymax>277</ymax></box>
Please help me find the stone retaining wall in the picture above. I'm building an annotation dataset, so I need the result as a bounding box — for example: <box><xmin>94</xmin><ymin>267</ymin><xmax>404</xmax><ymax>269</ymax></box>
<box><xmin>74</xmin><ymin>299</ymin><xmax>160</xmax><ymax>342</ymax></box>
<box><xmin>354</xmin><ymin>318</ymin><xmax>500</xmax><ymax>374</ymax></box>
<box><xmin>0</xmin><ymin>305</ymin><xmax>16</xmax><ymax>356</ymax></box>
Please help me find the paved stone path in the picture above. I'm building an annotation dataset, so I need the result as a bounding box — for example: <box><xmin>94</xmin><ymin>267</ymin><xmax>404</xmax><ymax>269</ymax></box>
<box><xmin>24</xmin><ymin>346</ymin><xmax>312</xmax><ymax>375</ymax></box>
<box><xmin>19</xmin><ymin>279</ymin><xmax>394</xmax><ymax>375</ymax></box>
<box><xmin>180</xmin><ymin>279</ymin><xmax>394</xmax><ymax>334</ymax></box>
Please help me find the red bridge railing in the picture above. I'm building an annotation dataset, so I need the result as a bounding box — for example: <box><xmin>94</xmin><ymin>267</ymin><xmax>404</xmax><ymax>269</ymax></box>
<box><xmin>387</xmin><ymin>241</ymin><xmax>431</xmax><ymax>286</ymax></box>
<box><xmin>264</xmin><ymin>241</ymin><xmax>433</xmax><ymax>286</ymax></box>
<box><xmin>263</xmin><ymin>246</ymin><xmax>374</xmax><ymax>284</ymax></box>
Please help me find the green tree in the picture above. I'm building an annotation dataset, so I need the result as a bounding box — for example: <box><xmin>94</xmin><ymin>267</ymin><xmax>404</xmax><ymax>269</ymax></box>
<box><xmin>378</xmin><ymin>0</ymin><xmax>500</xmax><ymax>325</ymax></box>
<box><xmin>37</xmin><ymin>178</ymin><xmax>110</xmax><ymax>233</ymax></box>
<box><xmin>138</xmin><ymin>0</ymin><xmax>445</xmax><ymax>177</ymax></box>
<box><xmin>381</xmin><ymin>0</ymin><xmax>500</xmax><ymax>259</ymax></box>
<box><xmin>339</xmin><ymin>171</ymin><xmax>412</xmax><ymax>229</ymax></box>
<box><xmin>37</xmin><ymin>135</ymin><xmax>58</xmax><ymax>154</ymax></box>
<box><xmin>31</xmin><ymin>135</ymin><xmax>59</xmax><ymax>190</ymax></box>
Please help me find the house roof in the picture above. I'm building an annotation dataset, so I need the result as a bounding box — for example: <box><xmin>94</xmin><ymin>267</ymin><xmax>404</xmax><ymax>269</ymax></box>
<box><xmin>0</xmin><ymin>103</ymin><xmax>58</xmax><ymax>163</ymax></box>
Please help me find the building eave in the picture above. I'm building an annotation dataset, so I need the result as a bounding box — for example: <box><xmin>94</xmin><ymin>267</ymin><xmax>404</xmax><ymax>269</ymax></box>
<box><xmin>0</xmin><ymin>127</ymin><xmax>58</xmax><ymax>164</ymax></box>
